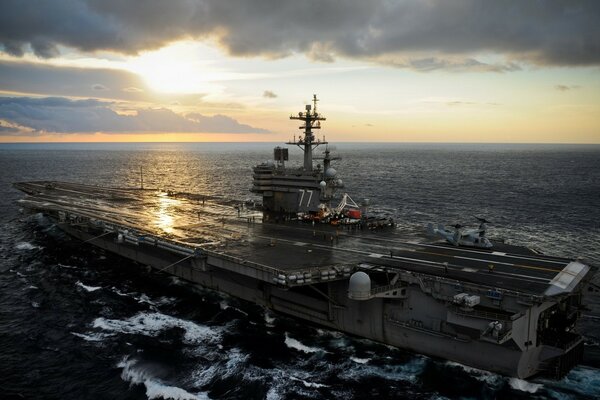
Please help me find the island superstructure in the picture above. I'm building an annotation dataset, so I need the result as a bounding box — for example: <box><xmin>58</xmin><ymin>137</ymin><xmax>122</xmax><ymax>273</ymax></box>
<box><xmin>252</xmin><ymin>95</ymin><xmax>345</xmax><ymax>222</ymax></box>
<box><xmin>13</xmin><ymin>96</ymin><xmax>594</xmax><ymax>380</ymax></box>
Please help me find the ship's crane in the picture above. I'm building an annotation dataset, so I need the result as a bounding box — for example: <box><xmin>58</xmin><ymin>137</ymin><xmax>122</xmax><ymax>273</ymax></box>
<box><xmin>332</xmin><ymin>193</ymin><xmax>360</xmax><ymax>215</ymax></box>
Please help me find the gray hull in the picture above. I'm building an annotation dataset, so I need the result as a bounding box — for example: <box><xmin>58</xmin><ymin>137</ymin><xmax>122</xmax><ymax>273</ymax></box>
<box><xmin>60</xmin><ymin>223</ymin><xmax>584</xmax><ymax>379</ymax></box>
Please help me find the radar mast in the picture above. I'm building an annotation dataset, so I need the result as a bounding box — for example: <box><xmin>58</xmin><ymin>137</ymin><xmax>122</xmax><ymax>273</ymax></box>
<box><xmin>287</xmin><ymin>94</ymin><xmax>327</xmax><ymax>172</ymax></box>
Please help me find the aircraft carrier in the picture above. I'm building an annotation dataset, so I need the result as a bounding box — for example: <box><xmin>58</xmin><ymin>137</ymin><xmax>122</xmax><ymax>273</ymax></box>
<box><xmin>13</xmin><ymin>96</ymin><xmax>595</xmax><ymax>380</ymax></box>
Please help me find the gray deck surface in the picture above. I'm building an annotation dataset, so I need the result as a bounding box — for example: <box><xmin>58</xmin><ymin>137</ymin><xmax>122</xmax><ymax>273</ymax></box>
<box><xmin>15</xmin><ymin>181</ymin><xmax>574</xmax><ymax>295</ymax></box>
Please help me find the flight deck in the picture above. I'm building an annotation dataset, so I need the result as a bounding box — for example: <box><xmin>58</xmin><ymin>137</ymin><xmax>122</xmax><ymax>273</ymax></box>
<box><xmin>14</xmin><ymin>180</ymin><xmax>582</xmax><ymax>297</ymax></box>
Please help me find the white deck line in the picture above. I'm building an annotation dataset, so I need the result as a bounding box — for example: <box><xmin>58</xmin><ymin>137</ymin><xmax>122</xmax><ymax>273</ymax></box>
<box><xmin>454</xmin><ymin>256</ymin><xmax>515</xmax><ymax>267</ymax></box>
<box><xmin>258</xmin><ymin>235</ymin><xmax>550</xmax><ymax>284</ymax></box>
<box><xmin>408</xmin><ymin>242</ymin><xmax>568</xmax><ymax>265</ymax></box>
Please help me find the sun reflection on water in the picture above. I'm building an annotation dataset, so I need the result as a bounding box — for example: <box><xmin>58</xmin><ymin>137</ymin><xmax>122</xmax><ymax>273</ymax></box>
<box><xmin>155</xmin><ymin>193</ymin><xmax>179</xmax><ymax>234</ymax></box>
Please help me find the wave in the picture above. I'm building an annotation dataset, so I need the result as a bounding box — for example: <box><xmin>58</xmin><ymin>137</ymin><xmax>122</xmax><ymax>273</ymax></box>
<box><xmin>93</xmin><ymin>312</ymin><xmax>221</xmax><ymax>344</ymax></box>
<box><xmin>219</xmin><ymin>300</ymin><xmax>248</xmax><ymax>316</ymax></box>
<box><xmin>263</xmin><ymin>309</ymin><xmax>276</xmax><ymax>327</ymax></box>
<box><xmin>70</xmin><ymin>331</ymin><xmax>114</xmax><ymax>342</ymax></box>
<box><xmin>340</xmin><ymin>356</ymin><xmax>427</xmax><ymax>383</ymax></box>
<box><xmin>284</xmin><ymin>333</ymin><xmax>328</xmax><ymax>354</ymax></box>
<box><xmin>192</xmin><ymin>347</ymin><xmax>249</xmax><ymax>387</ymax></box>
<box><xmin>508</xmin><ymin>378</ymin><xmax>542</xmax><ymax>393</ymax></box>
<box><xmin>110</xmin><ymin>287</ymin><xmax>176</xmax><ymax>307</ymax></box>
<box><xmin>57</xmin><ymin>263</ymin><xmax>79</xmax><ymax>269</ymax></box>
<box><xmin>76</xmin><ymin>281</ymin><xmax>102</xmax><ymax>292</ymax></box>
<box><xmin>289</xmin><ymin>376</ymin><xmax>328</xmax><ymax>388</ymax></box>
<box><xmin>119</xmin><ymin>357</ymin><xmax>210</xmax><ymax>400</ymax></box>
<box><xmin>444</xmin><ymin>361</ymin><xmax>504</xmax><ymax>387</ymax></box>
<box><xmin>15</xmin><ymin>241</ymin><xmax>40</xmax><ymax>250</ymax></box>
<box><xmin>545</xmin><ymin>366</ymin><xmax>600</xmax><ymax>398</ymax></box>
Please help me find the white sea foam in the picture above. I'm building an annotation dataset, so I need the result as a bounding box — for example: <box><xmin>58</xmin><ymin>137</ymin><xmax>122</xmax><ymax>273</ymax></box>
<box><xmin>110</xmin><ymin>287</ymin><xmax>175</xmax><ymax>307</ymax></box>
<box><xmin>15</xmin><ymin>242</ymin><xmax>39</xmax><ymax>250</ymax></box>
<box><xmin>264</xmin><ymin>310</ymin><xmax>276</xmax><ymax>326</ymax></box>
<box><xmin>284</xmin><ymin>333</ymin><xmax>327</xmax><ymax>354</ymax></box>
<box><xmin>192</xmin><ymin>348</ymin><xmax>249</xmax><ymax>387</ymax></box>
<box><xmin>509</xmin><ymin>378</ymin><xmax>542</xmax><ymax>393</ymax></box>
<box><xmin>93</xmin><ymin>312</ymin><xmax>221</xmax><ymax>344</ymax></box>
<box><xmin>340</xmin><ymin>356</ymin><xmax>426</xmax><ymax>383</ymax></box>
<box><xmin>350</xmin><ymin>357</ymin><xmax>370</xmax><ymax>364</ymax></box>
<box><xmin>265</xmin><ymin>386</ymin><xmax>283</xmax><ymax>400</ymax></box>
<box><xmin>71</xmin><ymin>331</ymin><xmax>113</xmax><ymax>342</ymax></box>
<box><xmin>119</xmin><ymin>358</ymin><xmax>209</xmax><ymax>400</ymax></box>
<box><xmin>315</xmin><ymin>328</ymin><xmax>343</xmax><ymax>338</ymax></box>
<box><xmin>112</xmin><ymin>287</ymin><xmax>130</xmax><ymax>297</ymax></box>
<box><xmin>58</xmin><ymin>264</ymin><xmax>78</xmax><ymax>269</ymax></box>
<box><xmin>219</xmin><ymin>300</ymin><xmax>249</xmax><ymax>316</ymax></box>
<box><xmin>444</xmin><ymin>361</ymin><xmax>503</xmax><ymax>386</ymax></box>
<box><xmin>289</xmin><ymin>376</ymin><xmax>328</xmax><ymax>388</ymax></box>
<box><xmin>76</xmin><ymin>281</ymin><xmax>102</xmax><ymax>292</ymax></box>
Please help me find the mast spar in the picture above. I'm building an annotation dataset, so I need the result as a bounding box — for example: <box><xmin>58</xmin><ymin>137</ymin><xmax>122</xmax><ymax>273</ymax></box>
<box><xmin>288</xmin><ymin>94</ymin><xmax>327</xmax><ymax>172</ymax></box>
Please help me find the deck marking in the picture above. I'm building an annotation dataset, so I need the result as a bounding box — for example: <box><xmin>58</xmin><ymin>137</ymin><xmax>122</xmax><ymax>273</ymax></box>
<box><xmin>232</xmin><ymin>234</ymin><xmax>554</xmax><ymax>286</ymax></box>
<box><xmin>455</xmin><ymin>256</ymin><xmax>560</xmax><ymax>274</ymax></box>
<box><xmin>456</xmin><ymin>255</ymin><xmax>515</xmax><ymax>267</ymax></box>
<box><xmin>372</xmin><ymin>239</ymin><xmax>569</xmax><ymax>265</ymax></box>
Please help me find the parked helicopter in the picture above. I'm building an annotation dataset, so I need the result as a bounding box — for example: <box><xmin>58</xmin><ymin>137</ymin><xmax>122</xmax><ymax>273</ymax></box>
<box><xmin>427</xmin><ymin>216</ymin><xmax>493</xmax><ymax>248</ymax></box>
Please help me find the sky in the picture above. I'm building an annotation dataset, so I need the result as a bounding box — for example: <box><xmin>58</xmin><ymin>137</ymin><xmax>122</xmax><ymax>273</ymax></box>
<box><xmin>0</xmin><ymin>0</ymin><xmax>599</xmax><ymax>143</ymax></box>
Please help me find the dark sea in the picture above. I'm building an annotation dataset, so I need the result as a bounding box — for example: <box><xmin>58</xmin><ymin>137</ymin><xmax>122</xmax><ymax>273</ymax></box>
<box><xmin>1</xmin><ymin>142</ymin><xmax>599</xmax><ymax>400</ymax></box>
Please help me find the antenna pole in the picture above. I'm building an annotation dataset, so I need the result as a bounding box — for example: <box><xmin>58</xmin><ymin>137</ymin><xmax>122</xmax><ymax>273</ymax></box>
<box><xmin>140</xmin><ymin>166</ymin><xmax>144</xmax><ymax>190</ymax></box>
<box><xmin>287</xmin><ymin>94</ymin><xmax>327</xmax><ymax>172</ymax></box>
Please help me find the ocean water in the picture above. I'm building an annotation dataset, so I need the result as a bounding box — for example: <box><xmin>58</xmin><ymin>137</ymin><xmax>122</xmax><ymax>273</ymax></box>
<box><xmin>0</xmin><ymin>142</ymin><xmax>599</xmax><ymax>400</ymax></box>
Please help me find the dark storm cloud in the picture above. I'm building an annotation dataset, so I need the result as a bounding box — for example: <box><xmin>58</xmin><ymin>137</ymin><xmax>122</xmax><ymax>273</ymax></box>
<box><xmin>1</xmin><ymin>1</ymin><xmax>599</xmax><ymax>69</ymax></box>
<box><xmin>0</xmin><ymin>96</ymin><xmax>269</xmax><ymax>135</ymax></box>
<box><xmin>0</xmin><ymin>61</ymin><xmax>149</xmax><ymax>101</ymax></box>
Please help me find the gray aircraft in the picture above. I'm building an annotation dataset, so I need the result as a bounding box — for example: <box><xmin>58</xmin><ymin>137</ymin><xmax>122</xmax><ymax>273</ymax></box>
<box><xmin>428</xmin><ymin>217</ymin><xmax>493</xmax><ymax>248</ymax></box>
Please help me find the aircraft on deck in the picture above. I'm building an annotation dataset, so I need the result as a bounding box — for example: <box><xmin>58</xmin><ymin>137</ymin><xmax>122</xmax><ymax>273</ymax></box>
<box><xmin>428</xmin><ymin>216</ymin><xmax>493</xmax><ymax>248</ymax></box>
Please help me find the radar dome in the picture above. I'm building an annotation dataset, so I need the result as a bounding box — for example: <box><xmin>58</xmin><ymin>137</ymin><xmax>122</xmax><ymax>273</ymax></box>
<box><xmin>325</xmin><ymin>168</ymin><xmax>337</xmax><ymax>178</ymax></box>
<box><xmin>319</xmin><ymin>181</ymin><xmax>327</xmax><ymax>189</ymax></box>
<box><xmin>348</xmin><ymin>271</ymin><xmax>371</xmax><ymax>300</ymax></box>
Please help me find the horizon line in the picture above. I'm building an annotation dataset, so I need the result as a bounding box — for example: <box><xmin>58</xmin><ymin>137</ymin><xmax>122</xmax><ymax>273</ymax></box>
<box><xmin>1</xmin><ymin>141</ymin><xmax>600</xmax><ymax>146</ymax></box>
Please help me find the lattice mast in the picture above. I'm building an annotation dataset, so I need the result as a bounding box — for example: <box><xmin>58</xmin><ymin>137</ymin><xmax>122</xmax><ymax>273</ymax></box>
<box><xmin>287</xmin><ymin>94</ymin><xmax>327</xmax><ymax>172</ymax></box>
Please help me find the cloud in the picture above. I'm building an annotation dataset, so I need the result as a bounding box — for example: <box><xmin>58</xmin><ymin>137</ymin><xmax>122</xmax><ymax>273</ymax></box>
<box><xmin>1</xmin><ymin>1</ymin><xmax>599</xmax><ymax>70</ymax></box>
<box><xmin>122</xmin><ymin>86</ymin><xmax>144</xmax><ymax>93</ymax></box>
<box><xmin>0</xmin><ymin>60</ymin><xmax>233</xmax><ymax>107</ymax></box>
<box><xmin>0</xmin><ymin>60</ymin><xmax>149</xmax><ymax>101</ymax></box>
<box><xmin>379</xmin><ymin>57</ymin><xmax>522</xmax><ymax>73</ymax></box>
<box><xmin>263</xmin><ymin>90</ymin><xmax>277</xmax><ymax>98</ymax></box>
<box><xmin>0</xmin><ymin>96</ymin><xmax>269</xmax><ymax>135</ymax></box>
<box><xmin>555</xmin><ymin>84</ymin><xmax>580</xmax><ymax>92</ymax></box>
